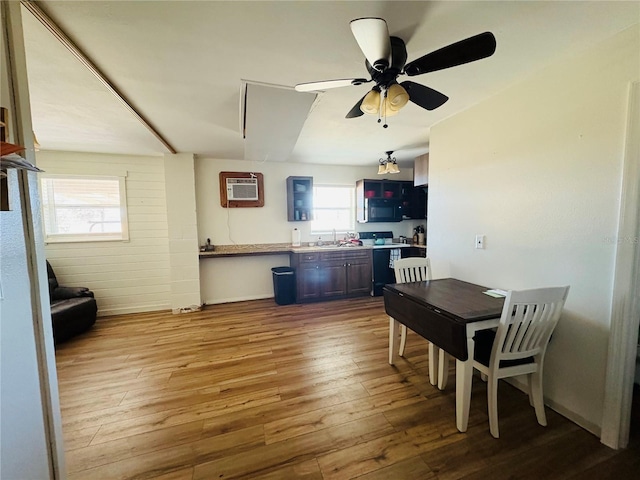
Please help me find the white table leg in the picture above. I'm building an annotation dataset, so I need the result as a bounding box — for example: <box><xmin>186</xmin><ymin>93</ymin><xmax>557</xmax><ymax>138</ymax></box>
<box><xmin>388</xmin><ymin>317</ymin><xmax>400</xmax><ymax>365</ymax></box>
<box><xmin>437</xmin><ymin>348</ymin><xmax>450</xmax><ymax>390</ymax></box>
<box><xmin>428</xmin><ymin>343</ymin><xmax>439</xmax><ymax>386</ymax></box>
<box><xmin>399</xmin><ymin>325</ymin><xmax>407</xmax><ymax>357</ymax></box>
<box><xmin>456</xmin><ymin>333</ymin><xmax>476</xmax><ymax>432</ymax></box>
<box><xmin>455</xmin><ymin>318</ymin><xmax>499</xmax><ymax>432</ymax></box>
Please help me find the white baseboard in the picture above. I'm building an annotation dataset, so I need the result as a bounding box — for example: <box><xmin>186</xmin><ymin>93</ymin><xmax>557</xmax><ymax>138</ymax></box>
<box><xmin>507</xmin><ymin>377</ymin><xmax>601</xmax><ymax>438</ymax></box>
<box><xmin>203</xmin><ymin>294</ymin><xmax>274</xmax><ymax>305</ymax></box>
<box><xmin>171</xmin><ymin>305</ymin><xmax>203</xmax><ymax>314</ymax></box>
<box><xmin>97</xmin><ymin>295</ymin><xmax>273</xmax><ymax>316</ymax></box>
<box><xmin>97</xmin><ymin>303</ymin><xmax>171</xmax><ymax>317</ymax></box>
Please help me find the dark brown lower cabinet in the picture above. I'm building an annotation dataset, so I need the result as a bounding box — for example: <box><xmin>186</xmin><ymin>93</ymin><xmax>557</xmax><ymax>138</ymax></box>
<box><xmin>290</xmin><ymin>249</ymin><xmax>373</xmax><ymax>303</ymax></box>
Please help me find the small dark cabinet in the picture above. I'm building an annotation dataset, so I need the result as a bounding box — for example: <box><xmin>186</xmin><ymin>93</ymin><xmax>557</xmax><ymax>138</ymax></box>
<box><xmin>286</xmin><ymin>176</ymin><xmax>313</xmax><ymax>221</ymax></box>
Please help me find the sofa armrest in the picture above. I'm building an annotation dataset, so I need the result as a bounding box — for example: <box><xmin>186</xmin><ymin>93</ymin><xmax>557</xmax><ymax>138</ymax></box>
<box><xmin>51</xmin><ymin>286</ymin><xmax>94</xmax><ymax>300</ymax></box>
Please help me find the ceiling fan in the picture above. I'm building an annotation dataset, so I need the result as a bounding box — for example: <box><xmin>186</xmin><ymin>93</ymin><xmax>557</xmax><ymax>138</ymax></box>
<box><xmin>295</xmin><ymin>18</ymin><xmax>496</xmax><ymax>125</ymax></box>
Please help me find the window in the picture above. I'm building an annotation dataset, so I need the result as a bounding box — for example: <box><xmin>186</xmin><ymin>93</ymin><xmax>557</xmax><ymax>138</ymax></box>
<box><xmin>311</xmin><ymin>185</ymin><xmax>355</xmax><ymax>234</ymax></box>
<box><xmin>40</xmin><ymin>175</ymin><xmax>129</xmax><ymax>243</ymax></box>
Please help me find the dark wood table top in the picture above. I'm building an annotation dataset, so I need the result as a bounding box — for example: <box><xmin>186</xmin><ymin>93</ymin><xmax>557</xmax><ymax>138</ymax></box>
<box><xmin>383</xmin><ymin>278</ymin><xmax>505</xmax><ymax>324</ymax></box>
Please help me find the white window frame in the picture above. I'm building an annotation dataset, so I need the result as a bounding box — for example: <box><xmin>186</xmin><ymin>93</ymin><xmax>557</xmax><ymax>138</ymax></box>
<box><xmin>39</xmin><ymin>174</ymin><xmax>129</xmax><ymax>243</ymax></box>
<box><xmin>310</xmin><ymin>184</ymin><xmax>356</xmax><ymax>235</ymax></box>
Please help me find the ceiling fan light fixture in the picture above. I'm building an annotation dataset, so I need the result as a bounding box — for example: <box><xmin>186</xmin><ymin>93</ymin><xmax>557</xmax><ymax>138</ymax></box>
<box><xmin>360</xmin><ymin>88</ymin><xmax>381</xmax><ymax>115</ymax></box>
<box><xmin>381</xmin><ymin>98</ymin><xmax>400</xmax><ymax>117</ymax></box>
<box><xmin>387</xmin><ymin>83</ymin><xmax>409</xmax><ymax>111</ymax></box>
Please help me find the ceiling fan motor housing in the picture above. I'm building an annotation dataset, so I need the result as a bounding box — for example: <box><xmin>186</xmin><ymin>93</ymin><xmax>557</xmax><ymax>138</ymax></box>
<box><xmin>366</xmin><ymin>37</ymin><xmax>408</xmax><ymax>89</ymax></box>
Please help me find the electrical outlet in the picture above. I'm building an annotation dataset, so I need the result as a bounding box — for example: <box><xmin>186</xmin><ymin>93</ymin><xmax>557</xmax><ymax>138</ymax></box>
<box><xmin>475</xmin><ymin>235</ymin><xmax>485</xmax><ymax>249</ymax></box>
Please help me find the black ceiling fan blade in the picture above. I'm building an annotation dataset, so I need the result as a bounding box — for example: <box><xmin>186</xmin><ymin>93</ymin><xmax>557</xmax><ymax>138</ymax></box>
<box><xmin>401</xmin><ymin>81</ymin><xmax>448</xmax><ymax>111</ymax></box>
<box><xmin>345</xmin><ymin>93</ymin><xmax>368</xmax><ymax>118</ymax></box>
<box><xmin>404</xmin><ymin>32</ymin><xmax>496</xmax><ymax>76</ymax></box>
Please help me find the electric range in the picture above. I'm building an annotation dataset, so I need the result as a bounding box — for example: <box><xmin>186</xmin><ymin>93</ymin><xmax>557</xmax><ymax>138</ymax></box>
<box><xmin>358</xmin><ymin>231</ymin><xmax>409</xmax><ymax>296</ymax></box>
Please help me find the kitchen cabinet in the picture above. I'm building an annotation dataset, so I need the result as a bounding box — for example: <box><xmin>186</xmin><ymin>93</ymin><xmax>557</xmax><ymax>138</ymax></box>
<box><xmin>414</xmin><ymin>153</ymin><xmax>429</xmax><ymax>186</ymax></box>
<box><xmin>401</xmin><ymin>181</ymin><xmax>427</xmax><ymax>220</ymax></box>
<box><xmin>356</xmin><ymin>179</ymin><xmax>402</xmax><ymax>201</ymax></box>
<box><xmin>286</xmin><ymin>176</ymin><xmax>313</xmax><ymax>221</ymax></box>
<box><xmin>356</xmin><ymin>179</ymin><xmax>425</xmax><ymax>221</ymax></box>
<box><xmin>295</xmin><ymin>255</ymin><xmax>323</xmax><ymax>301</ymax></box>
<box><xmin>290</xmin><ymin>249</ymin><xmax>372</xmax><ymax>302</ymax></box>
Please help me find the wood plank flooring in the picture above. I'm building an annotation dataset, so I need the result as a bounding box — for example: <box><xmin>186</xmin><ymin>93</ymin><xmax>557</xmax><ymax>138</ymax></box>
<box><xmin>55</xmin><ymin>297</ymin><xmax>639</xmax><ymax>479</ymax></box>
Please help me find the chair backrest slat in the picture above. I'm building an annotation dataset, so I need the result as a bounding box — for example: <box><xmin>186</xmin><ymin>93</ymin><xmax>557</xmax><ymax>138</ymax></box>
<box><xmin>492</xmin><ymin>286</ymin><xmax>570</xmax><ymax>364</ymax></box>
<box><xmin>393</xmin><ymin>257</ymin><xmax>432</xmax><ymax>284</ymax></box>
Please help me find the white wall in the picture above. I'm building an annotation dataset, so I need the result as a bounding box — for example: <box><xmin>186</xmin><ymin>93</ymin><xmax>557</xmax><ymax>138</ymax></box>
<box><xmin>428</xmin><ymin>26</ymin><xmax>639</xmax><ymax>434</ymax></box>
<box><xmin>36</xmin><ymin>150</ymin><xmax>172</xmax><ymax>316</ymax></box>
<box><xmin>1</xmin><ymin>2</ymin><xmax>62</xmax><ymax>477</ymax></box>
<box><xmin>195</xmin><ymin>158</ymin><xmax>420</xmax><ymax>304</ymax></box>
<box><xmin>0</xmin><ymin>173</ymin><xmax>53</xmax><ymax>479</ymax></box>
<box><xmin>164</xmin><ymin>153</ymin><xmax>201</xmax><ymax>312</ymax></box>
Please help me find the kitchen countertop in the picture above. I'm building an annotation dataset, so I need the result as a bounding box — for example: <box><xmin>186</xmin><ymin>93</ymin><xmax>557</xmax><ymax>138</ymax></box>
<box><xmin>199</xmin><ymin>242</ymin><xmax>424</xmax><ymax>258</ymax></box>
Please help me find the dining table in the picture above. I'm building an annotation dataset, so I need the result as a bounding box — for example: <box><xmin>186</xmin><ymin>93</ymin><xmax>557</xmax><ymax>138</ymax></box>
<box><xmin>383</xmin><ymin>278</ymin><xmax>505</xmax><ymax>432</ymax></box>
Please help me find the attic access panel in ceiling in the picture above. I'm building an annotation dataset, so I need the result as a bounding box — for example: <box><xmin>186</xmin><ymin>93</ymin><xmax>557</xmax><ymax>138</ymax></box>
<box><xmin>241</xmin><ymin>81</ymin><xmax>316</xmax><ymax>163</ymax></box>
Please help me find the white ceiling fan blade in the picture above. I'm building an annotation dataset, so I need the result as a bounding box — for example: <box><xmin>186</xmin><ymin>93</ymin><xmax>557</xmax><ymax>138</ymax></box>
<box><xmin>350</xmin><ymin>17</ymin><xmax>391</xmax><ymax>71</ymax></box>
<box><xmin>294</xmin><ymin>78</ymin><xmax>368</xmax><ymax>92</ymax></box>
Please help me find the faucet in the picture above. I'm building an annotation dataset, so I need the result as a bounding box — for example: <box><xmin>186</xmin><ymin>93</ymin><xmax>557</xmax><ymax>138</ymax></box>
<box><xmin>332</xmin><ymin>229</ymin><xmax>337</xmax><ymax>244</ymax></box>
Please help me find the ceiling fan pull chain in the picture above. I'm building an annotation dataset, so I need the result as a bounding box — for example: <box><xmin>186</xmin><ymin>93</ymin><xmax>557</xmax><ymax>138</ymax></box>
<box><xmin>383</xmin><ymin>90</ymin><xmax>389</xmax><ymax>128</ymax></box>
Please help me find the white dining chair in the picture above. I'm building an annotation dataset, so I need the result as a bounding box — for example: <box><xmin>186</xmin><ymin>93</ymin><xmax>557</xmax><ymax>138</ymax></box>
<box><xmin>472</xmin><ymin>285</ymin><xmax>570</xmax><ymax>438</ymax></box>
<box><xmin>391</xmin><ymin>257</ymin><xmax>450</xmax><ymax>390</ymax></box>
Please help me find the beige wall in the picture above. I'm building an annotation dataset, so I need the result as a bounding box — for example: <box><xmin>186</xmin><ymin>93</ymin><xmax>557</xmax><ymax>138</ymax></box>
<box><xmin>37</xmin><ymin>150</ymin><xmax>172</xmax><ymax>316</ymax></box>
<box><xmin>195</xmin><ymin>158</ymin><xmax>420</xmax><ymax>304</ymax></box>
<box><xmin>427</xmin><ymin>26</ymin><xmax>639</xmax><ymax>433</ymax></box>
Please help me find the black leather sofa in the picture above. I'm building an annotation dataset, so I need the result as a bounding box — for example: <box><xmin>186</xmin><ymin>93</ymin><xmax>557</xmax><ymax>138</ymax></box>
<box><xmin>47</xmin><ymin>261</ymin><xmax>98</xmax><ymax>344</ymax></box>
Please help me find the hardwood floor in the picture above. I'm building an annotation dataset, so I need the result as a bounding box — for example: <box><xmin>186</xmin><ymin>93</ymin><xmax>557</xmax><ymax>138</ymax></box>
<box><xmin>55</xmin><ymin>297</ymin><xmax>639</xmax><ymax>479</ymax></box>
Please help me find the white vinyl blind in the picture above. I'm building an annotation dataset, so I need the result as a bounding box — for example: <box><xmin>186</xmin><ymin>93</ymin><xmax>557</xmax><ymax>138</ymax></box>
<box><xmin>40</xmin><ymin>175</ymin><xmax>129</xmax><ymax>242</ymax></box>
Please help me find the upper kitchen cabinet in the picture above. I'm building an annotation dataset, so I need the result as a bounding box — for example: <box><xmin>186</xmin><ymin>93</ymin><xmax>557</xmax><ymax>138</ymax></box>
<box><xmin>414</xmin><ymin>153</ymin><xmax>429</xmax><ymax>186</ymax></box>
<box><xmin>356</xmin><ymin>179</ymin><xmax>425</xmax><ymax>221</ymax></box>
<box><xmin>401</xmin><ymin>182</ymin><xmax>427</xmax><ymax>220</ymax></box>
<box><xmin>357</xmin><ymin>179</ymin><xmax>402</xmax><ymax>200</ymax></box>
<box><xmin>286</xmin><ymin>176</ymin><xmax>313</xmax><ymax>221</ymax></box>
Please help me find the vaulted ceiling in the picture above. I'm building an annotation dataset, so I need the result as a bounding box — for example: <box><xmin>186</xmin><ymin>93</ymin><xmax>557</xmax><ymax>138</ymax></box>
<box><xmin>21</xmin><ymin>1</ymin><xmax>639</xmax><ymax>167</ymax></box>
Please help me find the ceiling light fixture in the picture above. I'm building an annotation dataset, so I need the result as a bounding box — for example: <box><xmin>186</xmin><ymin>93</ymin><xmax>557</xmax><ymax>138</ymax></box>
<box><xmin>360</xmin><ymin>87</ymin><xmax>381</xmax><ymax>115</ymax></box>
<box><xmin>360</xmin><ymin>84</ymin><xmax>409</xmax><ymax>128</ymax></box>
<box><xmin>377</xmin><ymin>151</ymin><xmax>400</xmax><ymax>175</ymax></box>
<box><xmin>386</xmin><ymin>83</ymin><xmax>409</xmax><ymax>111</ymax></box>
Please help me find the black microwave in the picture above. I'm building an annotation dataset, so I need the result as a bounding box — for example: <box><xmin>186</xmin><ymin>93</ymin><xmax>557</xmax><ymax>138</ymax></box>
<box><xmin>359</xmin><ymin>198</ymin><xmax>403</xmax><ymax>223</ymax></box>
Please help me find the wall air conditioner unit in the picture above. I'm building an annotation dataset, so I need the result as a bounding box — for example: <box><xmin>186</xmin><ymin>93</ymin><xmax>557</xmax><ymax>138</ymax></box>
<box><xmin>226</xmin><ymin>177</ymin><xmax>259</xmax><ymax>201</ymax></box>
